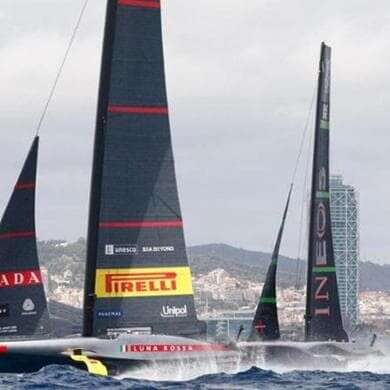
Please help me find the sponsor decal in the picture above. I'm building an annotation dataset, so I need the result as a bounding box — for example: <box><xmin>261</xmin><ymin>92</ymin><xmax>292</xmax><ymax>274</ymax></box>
<box><xmin>0</xmin><ymin>270</ymin><xmax>42</xmax><ymax>288</ymax></box>
<box><xmin>121</xmin><ymin>344</ymin><xmax>228</xmax><ymax>353</ymax></box>
<box><xmin>105</xmin><ymin>245</ymin><xmax>114</xmax><ymax>255</ymax></box>
<box><xmin>104</xmin><ymin>244</ymin><xmax>175</xmax><ymax>256</ymax></box>
<box><xmin>141</xmin><ymin>246</ymin><xmax>174</xmax><ymax>253</ymax></box>
<box><xmin>160</xmin><ymin>304</ymin><xmax>188</xmax><ymax>318</ymax></box>
<box><xmin>321</xmin><ymin>57</ymin><xmax>331</xmax><ymax>101</ymax></box>
<box><xmin>0</xmin><ymin>325</ymin><xmax>17</xmax><ymax>334</ymax></box>
<box><xmin>0</xmin><ymin>304</ymin><xmax>9</xmax><ymax>318</ymax></box>
<box><xmin>105</xmin><ymin>244</ymin><xmax>137</xmax><ymax>256</ymax></box>
<box><xmin>322</xmin><ymin>103</ymin><xmax>329</xmax><ymax>122</ymax></box>
<box><xmin>97</xmin><ymin>310</ymin><xmax>123</xmax><ymax>318</ymax></box>
<box><xmin>21</xmin><ymin>298</ymin><xmax>37</xmax><ymax>316</ymax></box>
<box><xmin>107</xmin><ymin>327</ymin><xmax>152</xmax><ymax>336</ymax></box>
<box><xmin>313</xmin><ymin>165</ymin><xmax>331</xmax><ymax>317</ymax></box>
<box><xmin>95</xmin><ymin>267</ymin><xmax>193</xmax><ymax>298</ymax></box>
<box><xmin>254</xmin><ymin>320</ymin><xmax>266</xmax><ymax>335</ymax></box>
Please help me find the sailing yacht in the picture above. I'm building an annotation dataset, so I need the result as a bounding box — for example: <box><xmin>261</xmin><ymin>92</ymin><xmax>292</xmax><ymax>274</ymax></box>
<box><xmin>248</xmin><ymin>186</ymin><xmax>292</xmax><ymax>342</ymax></box>
<box><xmin>243</xmin><ymin>42</ymin><xmax>382</xmax><ymax>368</ymax></box>
<box><xmin>0</xmin><ymin>0</ymin><xmax>240</xmax><ymax>376</ymax></box>
<box><xmin>0</xmin><ymin>137</ymin><xmax>50</xmax><ymax>339</ymax></box>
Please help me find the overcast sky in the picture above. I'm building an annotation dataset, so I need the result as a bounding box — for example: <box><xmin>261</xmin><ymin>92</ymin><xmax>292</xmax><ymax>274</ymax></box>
<box><xmin>0</xmin><ymin>1</ymin><xmax>389</xmax><ymax>263</ymax></box>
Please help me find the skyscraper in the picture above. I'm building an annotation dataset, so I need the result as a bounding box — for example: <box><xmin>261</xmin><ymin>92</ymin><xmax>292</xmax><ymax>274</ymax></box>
<box><xmin>330</xmin><ymin>175</ymin><xmax>359</xmax><ymax>328</ymax></box>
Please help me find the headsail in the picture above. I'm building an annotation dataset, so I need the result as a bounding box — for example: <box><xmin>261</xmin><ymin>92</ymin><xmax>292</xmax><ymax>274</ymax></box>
<box><xmin>83</xmin><ymin>0</ymin><xmax>205</xmax><ymax>337</ymax></box>
<box><xmin>248</xmin><ymin>185</ymin><xmax>292</xmax><ymax>341</ymax></box>
<box><xmin>0</xmin><ymin>136</ymin><xmax>50</xmax><ymax>337</ymax></box>
<box><xmin>305</xmin><ymin>43</ymin><xmax>348</xmax><ymax>342</ymax></box>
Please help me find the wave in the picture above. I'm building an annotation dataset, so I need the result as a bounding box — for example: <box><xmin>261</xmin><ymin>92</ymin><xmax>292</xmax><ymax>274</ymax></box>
<box><xmin>1</xmin><ymin>365</ymin><xmax>390</xmax><ymax>390</ymax></box>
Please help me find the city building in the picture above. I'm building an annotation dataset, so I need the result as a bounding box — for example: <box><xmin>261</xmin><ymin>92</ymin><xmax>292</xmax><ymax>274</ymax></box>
<box><xmin>330</xmin><ymin>175</ymin><xmax>360</xmax><ymax>328</ymax></box>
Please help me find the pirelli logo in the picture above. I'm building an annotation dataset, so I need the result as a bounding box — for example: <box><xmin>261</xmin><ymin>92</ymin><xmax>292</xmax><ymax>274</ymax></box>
<box><xmin>95</xmin><ymin>267</ymin><xmax>193</xmax><ymax>298</ymax></box>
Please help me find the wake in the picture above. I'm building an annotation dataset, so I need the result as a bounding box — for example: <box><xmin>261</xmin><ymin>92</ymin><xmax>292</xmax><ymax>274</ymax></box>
<box><xmin>117</xmin><ymin>346</ymin><xmax>390</xmax><ymax>381</ymax></box>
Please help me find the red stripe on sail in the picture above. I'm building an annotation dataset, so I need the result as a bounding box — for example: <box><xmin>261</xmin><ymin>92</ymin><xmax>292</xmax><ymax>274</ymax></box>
<box><xmin>99</xmin><ymin>221</ymin><xmax>183</xmax><ymax>229</ymax></box>
<box><xmin>108</xmin><ymin>105</ymin><xmax>168</xmax><ymax>115</ymax></box>
<box><xmin>0</xmin><ymin>231</ymin><xmax>35</xmax><ymax>240</ymax></box>
<box><xmin>118</xmin><ymin>0</ymin><xmax>160</xmax><ymax>9</ymax></box>
<box><xmin>15</xmin><ymin>182</ymin><xmax>35</xmax><ymax>190</ymax></box>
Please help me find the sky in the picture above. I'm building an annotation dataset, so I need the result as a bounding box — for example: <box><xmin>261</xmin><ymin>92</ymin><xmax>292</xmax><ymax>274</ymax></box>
<box><xmin>0</xmin><ymin>1</ymin><xmax>389</xmax><ymax>263</ymax></box>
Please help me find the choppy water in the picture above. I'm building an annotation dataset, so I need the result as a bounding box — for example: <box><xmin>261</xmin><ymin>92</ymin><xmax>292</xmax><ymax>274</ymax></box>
<box><xmin>1</xmin><ymin>360</ymin><xmax>390</xmax><ymax>390</ymax></box>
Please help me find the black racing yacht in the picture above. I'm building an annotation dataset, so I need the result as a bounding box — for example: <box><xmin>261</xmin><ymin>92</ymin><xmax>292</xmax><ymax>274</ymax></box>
<box><xmin>0</xmin><ymin>0</ymin><xmax>240</xmax><ymax>376</ymax></box>
<box><xmin>243</xmin><ymin>43</ymin><xmax>382</xmax><ymax>369</ymax></box>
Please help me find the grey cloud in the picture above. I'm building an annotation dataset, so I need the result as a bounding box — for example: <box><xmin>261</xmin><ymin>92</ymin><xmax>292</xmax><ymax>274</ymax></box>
<box><xmin>0</xmin><ymin>0</ymin><xmax>389</xmax><ymax>262</ymax></box>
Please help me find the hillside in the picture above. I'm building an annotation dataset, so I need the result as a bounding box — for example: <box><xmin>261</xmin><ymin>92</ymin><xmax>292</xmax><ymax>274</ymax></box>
<box><xmin>36</xmin><ymin>239</ymin><xmax>390</xmax><ymax>292</ymax></box>
<box><xmin>188</xmin><ymin>243</ymin><xmax>390</xmax><ymax>292</ymax></box>
<box><xmin>188</xmin><ymin>243</ymin><xmax>304</xmax><ymax>288</ymax></box>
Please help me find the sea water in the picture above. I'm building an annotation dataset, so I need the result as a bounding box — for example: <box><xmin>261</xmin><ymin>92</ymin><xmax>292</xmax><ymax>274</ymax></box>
<box><xmin>1</xmin><ymin>353</ymin><xmax>390</xmax><ymax>390</ymax></box>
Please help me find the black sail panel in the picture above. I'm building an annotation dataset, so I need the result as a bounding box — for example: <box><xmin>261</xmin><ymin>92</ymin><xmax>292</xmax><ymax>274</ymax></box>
<box><xmin>0</xmin><ymin>136</ymin><xmax>50</xmax><ymax>337</ymax></box>
<box><xmin>83</xmin><ymin>0</ymin><xmax>204</xmax><ymax>337</ymax></box>
<box><xmin>305</xmin><ymin>43</ymin><xmax>348</xmax><ymax>342</ymax></box>
<box><xmin>248</xmin><ymin>186</ymin><xmax>292</xmax><ymax>341</ymax></box>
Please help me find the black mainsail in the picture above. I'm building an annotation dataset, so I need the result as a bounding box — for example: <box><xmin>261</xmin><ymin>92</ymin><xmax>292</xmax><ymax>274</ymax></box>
<box><xmin>0</xmin><ymin>136</ymin><xmax>50</xmax><ymax>337</ymax></box>
<box><xmin>83</xmin><ymin>0</ymin><xmax>204</xmax><ymax>338</ymax></box>
<box><xmin>248</xmin><ymin>186</ymin><xmax>292</xmax><ymax>341</ymax></box>
<box><xmin>305</xmin><ymin>43</ymin><xmax>348</xmax><ymax>342</ymax></box>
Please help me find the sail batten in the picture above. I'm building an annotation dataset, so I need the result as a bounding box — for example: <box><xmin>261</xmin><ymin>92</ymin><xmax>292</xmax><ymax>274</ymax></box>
<box><xmin>305</xmin><ymin>43</ymin><xmax>348</xmax><ymax>342</ymax></box>
<box><xmin>118</xmin><ymin>0</ymin><xmax>161</xmax><ymax>9</ymax></box>
<box><xmin>99</xmin><ymin>220</ymin><xmax>183</xmax><ymax>229</ymax></box>
<box><xmin>108</xmin><ymin>105</ymin><xmax>168</xmax><ymax>115</ymax></box>
<box><xmin>83</xmin><ymin>0</ymin><xmax>204</xmax><ymax>338</ymax></box>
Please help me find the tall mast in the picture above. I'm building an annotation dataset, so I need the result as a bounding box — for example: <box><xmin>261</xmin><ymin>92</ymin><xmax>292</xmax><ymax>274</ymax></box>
<box><xmin>83</xmin><ymin>0</ymin><xmax>117</xmax><ymax>337</ymax></box>
<box><xmin>305</xmin><ymin>43</ymin><xmax>348</xmax><ymax>342</ymax></box>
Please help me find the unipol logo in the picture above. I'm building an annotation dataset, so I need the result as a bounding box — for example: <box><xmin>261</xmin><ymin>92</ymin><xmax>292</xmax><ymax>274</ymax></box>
<box><xmin>95</xmin><ymin>267</ymin><xmax>193</xmax><ymax>298</ymax></box>
<box><xmin>0</xmin><ymin>270</ymin><xmax>42</xmax><ymax>288</ymax></box>
<box><xmin>160</xmin><ymin>305</ymin><xmax>188</xmax><ymax>318</ymax></box>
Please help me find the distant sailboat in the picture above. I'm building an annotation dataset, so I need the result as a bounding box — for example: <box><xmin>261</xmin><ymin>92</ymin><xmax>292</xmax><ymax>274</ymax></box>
<box><xmin>0</xmin><ymin>136</ymin><xmax>50</xmax><ymax>338</ymax></box>
<box><xmin>248</xmin><ymin>185</ymin><xmax>292</xmax><ymax>341</ymax></box>
<box><xmin>249</xmin><ymin>43</ymin><xmax>348</xmax><ymax>344</ymax></box>
<box><xmin>243</xmin><ymin>43</ymin><xmax>379</xmax><ymax>369</ymax></box>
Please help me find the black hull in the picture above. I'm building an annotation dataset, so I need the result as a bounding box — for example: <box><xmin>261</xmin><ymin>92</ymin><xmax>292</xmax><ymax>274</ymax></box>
<box><xmin>0</xmin><ymin>354</ymin><xmax>148</xmax><ymax>376</ymax></box>
<box><xmin>0</xmin><ymin>353</ymin><xmax>239</xmax><ymax>377</ymax></box>
<box><xmin>264</xmin><ymin>345</ymin><xmax>345</xmax><ymax>370</ymax></box>
<box><xmin>0</xmin><ymin>354</ymin><xmax>78</xmax><ymax>374</ymax></box>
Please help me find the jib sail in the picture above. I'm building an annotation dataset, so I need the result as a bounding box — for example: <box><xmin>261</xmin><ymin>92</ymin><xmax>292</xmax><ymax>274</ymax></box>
<box><xmin>248</xmin><ymin>186</ymin><xmax>292</xmax><ymax>341</ymax></box>
<box><xmin>0</xmin><ymin>136</ymin><xmax>50</xmax><ymax>337</ymax></box>
<box><xmin>83</xmin><ymin>0</ymin><xmax>205</xmax><ymax>337</ymax></box>
<box><xmin>305</xmin><ymin>43</ymin><xmax>348</xmax><ymax>342</ymax></box>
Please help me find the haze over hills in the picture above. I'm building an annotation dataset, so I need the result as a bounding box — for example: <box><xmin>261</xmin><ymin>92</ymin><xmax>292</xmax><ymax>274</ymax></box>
<box><xmin>40</xmin><ymin>240</ymin><xmax>390</xmax><ymax>334</ymax></box>
<box><xmin>188</xmin><ymin>243</ymin><xmax>304</xmax><ymax>288</ymax></box>
<box><xmin>37</xmin><ymin>239</ymin><xmax>390</xmax><ymax>293</ymax></box>
<box><xmin>188</xmin><ymin>243</ymin><xmax>390</xmax><ymax>292</ymax></box>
